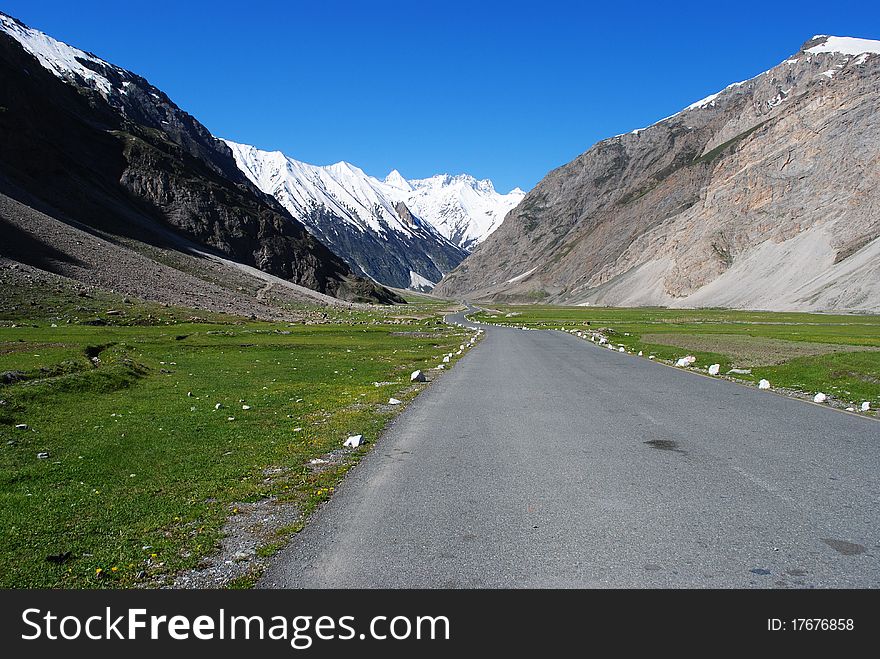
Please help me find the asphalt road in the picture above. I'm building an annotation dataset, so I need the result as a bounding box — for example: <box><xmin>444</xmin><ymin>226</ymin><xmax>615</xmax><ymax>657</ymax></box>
<box><xmin>260</xmin><ymin>309</ymin><xmax>880</xmax><ymax>588</ymax></box>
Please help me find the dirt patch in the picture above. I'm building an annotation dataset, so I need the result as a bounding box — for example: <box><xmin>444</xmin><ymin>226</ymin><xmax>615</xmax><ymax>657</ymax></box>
<box><xmin>170</xmin><ymin>491</ymin><xmax>302</xmax><ymax>589</ymax></box>
<box><xmin>641</xmin><ymin>333</ymin><xmax>879</xmax><ymax>367</ymax></box>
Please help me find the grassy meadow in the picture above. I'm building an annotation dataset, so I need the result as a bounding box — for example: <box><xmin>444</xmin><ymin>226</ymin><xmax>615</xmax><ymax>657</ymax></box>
<box><xmin>473</xmin><ymin>305</ymin><xmax>880</xmax><ymax>409</ymax></box>
<box><xmin>0</xmin><ymin>284</ymin><xmax>470</xmax><ymax>588</ymax></box>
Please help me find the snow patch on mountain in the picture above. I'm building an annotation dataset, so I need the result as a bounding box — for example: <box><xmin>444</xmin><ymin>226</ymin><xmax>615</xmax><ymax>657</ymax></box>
<box><xmin>806</xmin><ymin>36</ymin><xmax>880</xmax><ymax>56</ymax></box>
<box><xmin>0</xmin><ymin>12</ymin><xmax>122</xmax><ymax>96</ymax></box>
<box><xmin>409</xmin><ymin>271</ymin><xmax>436</xmax><ymax>293</ymax></box>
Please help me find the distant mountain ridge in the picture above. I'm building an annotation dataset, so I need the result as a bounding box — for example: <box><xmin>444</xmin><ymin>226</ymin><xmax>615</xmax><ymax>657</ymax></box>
<box><xmin>437</xmin><ymin>35</ymin><xmax>880</xmax><ymax>312</ymax></box>
<box><xmin>225</xmin><ymin>140</ymin><xmax>523</xmax><ymax>289</ymax></box>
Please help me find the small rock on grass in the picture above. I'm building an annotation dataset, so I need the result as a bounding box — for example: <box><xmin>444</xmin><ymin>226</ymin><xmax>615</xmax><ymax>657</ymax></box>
<box><xmin>37</xmin><ymin>452</ymin><xmax>50</xmax><ymax>459</ymax></box>
<box><xmin>15</xmin><ymin>424</ymin><xmax>28</xmax><ymax>430</ymax></box>
<box><xmin>344</xmin><ymin>435</ymin><xmax>363</xmax><ymax>448</ymax></box>
<box><xmin>861</xmin><ymin>401</ymin><xmax>871</xmax><ymax>412</ymax></box>
<box><xmin>388</xmin><ymin>398</ymin><xmax>402</xmax><ymax>405</ymax></box>
<box><xmin>410</xmin><ymin>370</ymin><xmax>427</xmax><ymax>383</ymax></box>
<box><xmin>758</xmin><ymin>379</ymin><xmax>771</xmax><ymax>389</ymax></box>
<box><xmin>813</xmin><ymin>392</ymin><xmax>827</xmax><ymax>403</ymax></box>
<box><xmin>708</xmin><ymin>364</ymin><xmax>720</xmax><ymax>376</ymax></box>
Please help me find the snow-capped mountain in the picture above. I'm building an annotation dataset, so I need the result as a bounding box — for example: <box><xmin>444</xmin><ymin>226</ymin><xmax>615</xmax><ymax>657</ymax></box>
<box><xmin>224</xmin><ymin>141</ymin><xmax>521</xmax><ymax>289</ymax></box>
<box><xmin>384</xmin><ymin>172</ymin><xmax>525</xmax><ymax>251</ymax></box>
<box><xmin>0</xmin><ymin>11</ymin><xmax>399</xmax><ymax>304</ymax></box>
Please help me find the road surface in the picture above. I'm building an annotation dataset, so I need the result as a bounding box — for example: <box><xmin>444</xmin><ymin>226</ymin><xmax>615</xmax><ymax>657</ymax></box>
<box><xmin>260</xmin><ymin>309</ymin><xmax>880</xmax><ymax>588</ymax></box>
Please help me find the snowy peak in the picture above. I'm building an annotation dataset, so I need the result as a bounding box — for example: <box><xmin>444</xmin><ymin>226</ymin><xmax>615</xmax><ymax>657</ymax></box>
<box><xmin>384</xmin><ymin>169</ymin><xmax>412</xmax><ymax>192</ymax></box>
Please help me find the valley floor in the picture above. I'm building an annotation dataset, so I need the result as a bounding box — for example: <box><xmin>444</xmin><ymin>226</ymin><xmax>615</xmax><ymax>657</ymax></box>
<box><xmin>0</xmin><ymin>279</ymin><xmax>472</xmax><ymax>588</ymax></box>
<box><xmin>3</xmin><ymin>290</ymin><xmax>878</xmax><ymax>588</ymax></box>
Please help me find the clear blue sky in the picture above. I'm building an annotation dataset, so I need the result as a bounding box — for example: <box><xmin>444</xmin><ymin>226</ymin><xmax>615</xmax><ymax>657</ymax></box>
<box><xmin>4</xmin><ymin>0</ymin><xmax>878</xmax><ymax>191</ymax></box>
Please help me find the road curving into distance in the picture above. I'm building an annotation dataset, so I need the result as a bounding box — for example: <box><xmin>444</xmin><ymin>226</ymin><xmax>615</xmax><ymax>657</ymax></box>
<box><xmin>260</xmin><ymin>307</ymin><xmax>879</xmax><ymax>588</ymax></box>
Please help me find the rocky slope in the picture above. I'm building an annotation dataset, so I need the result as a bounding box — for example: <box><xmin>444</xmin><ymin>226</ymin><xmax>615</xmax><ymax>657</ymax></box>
<box><xmin>225</xmin><ymin>142</ymin><xmax>524</xmax><ymax>290</ymax></box>
<box><xmin>436</xmin><ymin>36</ymin><xmax>880</xmax><ymax>312</ymax></box>
<box><xmin>0</xmin><ymin>12</ymin><xmax>400</xmax><ymax>306</ymax></box>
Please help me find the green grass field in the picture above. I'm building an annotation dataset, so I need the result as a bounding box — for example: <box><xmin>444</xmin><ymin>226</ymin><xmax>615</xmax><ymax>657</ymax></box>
<box><xmin>474</xmin><ymin>305</ymin><xmax>880</xmax><ymax>408</ymax></box>
<box><xmin>0</xmin><ymin>287</ymin><xmax>469</xmax><ymax>588</ymax></box>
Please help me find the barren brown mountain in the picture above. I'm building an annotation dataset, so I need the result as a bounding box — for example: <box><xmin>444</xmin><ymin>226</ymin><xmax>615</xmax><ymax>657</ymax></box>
<box><xmin>435</xmin><ymin>36</ymin><xmax>880</xmax><ymax>312</ymax></box>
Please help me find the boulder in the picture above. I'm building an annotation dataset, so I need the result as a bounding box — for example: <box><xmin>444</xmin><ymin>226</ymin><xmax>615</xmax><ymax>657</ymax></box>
<box><xmin>708</xmin><ymin>364</ymin><xmax>720</xmax><ymax>376</ymax></box>
<box><xmin>813</xmin><ymin>392</ymin><xmax>827</xmax><ymax>403</ymax></box>
<box><xmin>410</xmin><ymin>370</ymin><xmax>427</xmax><ymax>382</ymax></box>
<box><xmin>344</xmin><ymin>435</ymin><xmax>363</xmax><ymax>448</ymax></box>
<box><xmin>860</xmin><ymin>401</ymin><xmax>870</xmax><ymax>412</ymax></box>
<box><xmin>758</xmin><ymin>379</ymin><xmax>771</xmax><ymax>390</ymax></box>
<box><xmin>618</xmin><ymin>347</ymin><xmax>625</xmax><ymax>353</ymax></box>
<box><xmin>442</xmin><ymin>355</ymin><xmax>450</xmax><ymax>363</ymax></box>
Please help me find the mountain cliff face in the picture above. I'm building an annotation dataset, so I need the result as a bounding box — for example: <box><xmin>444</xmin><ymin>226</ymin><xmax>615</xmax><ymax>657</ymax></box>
<box><xmin>224</xmin><ymin>142</ymin><xmax>524</xmax><ymax>290</ymax></box>
<box><xmin>0</xmin><ymin>12</ymin><xmax>400</xmax><ymax>304</ymax></box>
<box><xmin>436</xmin><ymin>36</ymin><xmax>880</xmax><ymax>312</ymax></box>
